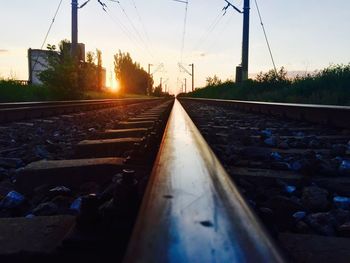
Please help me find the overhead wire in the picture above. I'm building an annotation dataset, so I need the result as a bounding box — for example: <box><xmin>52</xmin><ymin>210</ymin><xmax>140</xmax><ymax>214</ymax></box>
<box><xmin>174</xmin><ymin>0</ymin><xmax>189</xmax><ymax>93</ymax></box>
<box><xmin>180</xmin><ymin>0</ymin><xmax>189</xmax><ymax>63</ymax></box>
<box><xmin>128</xmin><ymin>0</ymin><xmax>160</xmax><ymax>64</ymax></box>
<box><xmin>115</xmin><ymin>1</ymin><xmax>155</xmax><ymax>60</ymax></box>
<box><xmin>40</xmin><ymin>0</ymin><xmax>63</xmax><ymax>50</ymax></box>
<box><xmin>106</xmin><ymin>14</ymin><xmax>153</xmax><ymax>62</ymax></box>
<box><xmin>254</xmin><ymin>0</ymin><xmax>278</xmax><ymax>75</ymax></box>
<box><xmin>78</xmin><ymin>1</ymin><xmax>148</xmax><ymax>56</ymax></box>
<box><xmin>103</xmin><ymin>1</ymin><xmax>163</xmax><ymax>92</ymax></box>
<box><xmin>205</xmin><ymin>14</ymin><xmax>235</xmax><ymax>54</ymax></box>
<box><xmin>129</xmin><ymin>0</ymin><xmax>152</xmax><ymax>47</ymax></box>
<box><xmin>190</xmin><ymin>10</ymin><xmax>225</xmax><ymax>53</ymax></box>
<box><xmin>32</xmin><ymin>0</ymin><xmax>63</xmax><ymax>71</ymax></box>
<box><xmin>103</xmin><ymin>5</ymin><xmax>154</xmax><ymax>61</ymax></box>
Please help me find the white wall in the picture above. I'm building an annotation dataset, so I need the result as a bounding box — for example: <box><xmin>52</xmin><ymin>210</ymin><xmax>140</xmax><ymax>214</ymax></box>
<box><xmin>28</xmin><ymin>49</ymin><xmax>52</xmax><ymax>85</ymax></box>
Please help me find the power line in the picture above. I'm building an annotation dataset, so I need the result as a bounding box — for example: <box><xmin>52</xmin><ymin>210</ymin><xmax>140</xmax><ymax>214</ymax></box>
<box><xmin>190</xmin><ymin>10</ymin><xmax>225</xmax><ymax>53</ymax></box>
<box><xmin>106</xmin><ymin>12</ymin><xmax>149</xmax><ymax>56</ymax></box>
<box><xmin>172</xmin><ymin>0</ymin><xmax>189</xmax><ymax>90</ymax></box>
<box><xmin>32</xmin><ymin>0</ymin><xmax>63</xmax><ymax>71</ymax></box>
<box><xmin>205</xmin><ymin>14</ymin><xmax>234</xmax><ymax>53</ymax></box>
<box><xmin>104</xmin><ymin>6</ymin><xmax>153</xmax><ymax>60</ymax></box>
<box><xmin>180</xmin><ymin>0</ymin><xmax>189</xmax><ymax>62</ymax></box>
<box><xmin>129</xmin><ymin>0</ymin><xmax>152</xmax><ymax>48</ymax></box>
<box><xmin>83</xmin><ymin>0</ymin><xmax>154</xmax><ymax>60</ymax></box>
<box><xmin>254</xmin><ymin>0</ymin><xmax>278</xmax><ymax>75</ymax></box>
<box><xmin>115</xmin><ymin>1</ymin><xmax>155</xmax><ymax>60</ymax></box>
<box><xmin>78</xmin><ymin>1</ymin><xmax>148</xmax><ymax>57</ymax></box>
<box><xmin>40</xmin><ymin>0</ymin><xmax>63</xmax><ymax>50</ymax></box>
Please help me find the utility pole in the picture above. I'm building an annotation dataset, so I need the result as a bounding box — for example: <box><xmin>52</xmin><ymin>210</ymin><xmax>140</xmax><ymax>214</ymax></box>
<box><xmin>189</xmin><ymin>63</ymin><xmax>194</xmax><ymax>91</ymax></box>
<box><xmin>184</xmin><ymin>78</ymin><xmax>187</xmax><ymax>93</ymax></box>
<box><xmin>148</xmin><ymin>64</ymin><xmax>153</xmax><ymax>95</ymax></box>
<box><xmin>241</xmin><ymin>0</ymin><xmax>250</xmax><ymax>81</ymax></box>
<box><xmin>71</xmin><ymin>0</ymin><xmax>78</xmax><ymax>57</ymax></box>
<box><xmin>160</xmin><ymin>77</ymin><xmax>163</xmax><ymax>91</ymax></box>
<box><xmin>226</xmin><ymin>0</ymin><xmax>250</xmax><ymax>83</ymax></box>
<box><xmin>178</xmin><ymin>63</ymin><xmax>194</xmax><ymax>91</ymax></box>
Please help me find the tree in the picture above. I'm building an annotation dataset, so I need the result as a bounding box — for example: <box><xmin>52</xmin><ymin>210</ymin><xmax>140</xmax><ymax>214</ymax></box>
<box><xmin>114</xmin><ymin>50</ymin><xmax>153</xmax><ymax>95</ymax></box>
<box><xmin>96</xmin><ymin>49</ymin><xmax>103</xmax><ymax>90</ymax></box>
<box><xmin>256</xmin><ymin>67</ymin><xmax>289</xmax><ymax>83</ymax></box>
<box><xmin>40</xmin><ymin>40</ymin><xmax>83</xmax><ymax>99</ymax></box>
<box><xmin>86</xmin><ymin>51</ymin><xmax>95</xmax><ymax>64</ymax></box>
<box><xmin>81</xmin><ymin>51</ymin><xmax>98</xmax><ymax>91</ymax></box>
<box><xmin>40</xmin><ymin>40</ymin><xmax>105</xmax><ymax>99</ymax></box>
<box><xmin>152</xmin><ymin>85</ymin><xmax>163</xmax><ymax>97</ymax></box>
<box><xmin>206</xmin><ymin>75</ymin><xmax>222</xmax><ymax>86</ymax></box>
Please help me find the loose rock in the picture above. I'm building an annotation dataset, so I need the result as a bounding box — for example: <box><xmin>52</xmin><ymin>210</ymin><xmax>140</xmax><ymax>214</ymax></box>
<box><xmin>302</xmin><ymin>186</ymin><xmax>329</xmax><ymax>212</ymax></box>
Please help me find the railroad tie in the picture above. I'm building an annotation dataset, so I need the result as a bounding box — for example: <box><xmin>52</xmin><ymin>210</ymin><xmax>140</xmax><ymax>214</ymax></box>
<box><xmin>96</xmin><ymin>128</ymin><xmax>149</xmax><ymax>139</ymax></box>
<box><xmin>76</xmin><ymin>138</ymin><xmax>145</xmax><ymax>158</ymax></box>
<box><xmin>116</xmin><ymin>121</ymin><xmax>155</xmax><ymax>129</ymax></box>
<box><xmin>16</xmin><ymin>157</ymin><xmax>127</xmax><ymax>195</ymax></box>
<box><xmin>0</xmin><ymin>216</ymin><xmax>76</xmax><ymax>256</ymax></box>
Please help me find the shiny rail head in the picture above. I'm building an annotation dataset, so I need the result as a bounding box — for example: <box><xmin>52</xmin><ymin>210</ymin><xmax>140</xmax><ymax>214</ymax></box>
<box><xmin>124</xmin><ymin>99</ymin><xmax>285</xmax><ymax>263</ymax></box>
<box><xmin>0</xmin><ymin>98</ymin><xmax>171</xmax><ymax>124</ymax></box>
<box><xmin>179</xmin><ymin>97</ymin><xmax>350</xmax><ymax>109</ymax></box>
<box><xmin>0</xmin><ymin>98</ymin><xmax>162</xmax><ymax>109</ymax></box>
<box><xmin>179</xmin><ymin>97</ymin><xmax>350</xmax><ymax>129</ymax></box>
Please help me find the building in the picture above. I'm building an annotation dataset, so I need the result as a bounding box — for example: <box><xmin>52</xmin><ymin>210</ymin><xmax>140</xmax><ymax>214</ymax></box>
<box><xmin>28</xmin><ymin>49</ymin><xmax>55</xmax><ymax>85</ymax></box>
<box><xmin>28</xmin><ymin>44</ymin><xmax>106</xmax><ymax>89</ymax></box>
<box><xmin>28</xmin><ymin>43</ymin><xmax>85</xmax><ymax>85</ymax></box>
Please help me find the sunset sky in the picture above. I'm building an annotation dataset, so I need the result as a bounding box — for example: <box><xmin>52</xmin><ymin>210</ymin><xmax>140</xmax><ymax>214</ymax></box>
<box><xmin>1</xmin><ymin>0</ymin><xmax>350</xmax><ymax>94</ymax></box>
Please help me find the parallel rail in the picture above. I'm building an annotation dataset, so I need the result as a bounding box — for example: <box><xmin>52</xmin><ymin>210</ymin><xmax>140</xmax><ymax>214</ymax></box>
<box><xmin>0</xmin><ymin>99</ymin><xmax>174</xmax><ymax>261</ymax></box>
<box><xmin>179</xmin><ymin>98</ymin><xmax>350</xmax><ymax>128</ymax></box>
<box><xmin>124</xmin><ymin>100</ymin><xmax>284</xmax><ymax>262</ymax></box>
<box><xmin>0</xmin><ymin>98</ymin><xmax>161</xmax><ymax>123</ymax></box>
<box><xmin>0</xmin><ymin>99</ymin><xmax>128</xmax><ymax>109</ymax></box>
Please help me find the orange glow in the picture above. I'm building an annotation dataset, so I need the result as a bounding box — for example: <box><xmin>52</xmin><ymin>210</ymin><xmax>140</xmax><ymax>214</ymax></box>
<box><xmin>108</xmin><ymin>78</ymin><xmax>120</xmax><ymax>93</ymax></box>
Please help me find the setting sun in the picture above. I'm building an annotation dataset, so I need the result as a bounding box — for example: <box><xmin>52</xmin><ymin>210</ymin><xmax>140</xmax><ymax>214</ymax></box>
<box><xmin>107</xmin><ymin>74</ymin><xmax>120</xmax><ymax>93</ymax></box>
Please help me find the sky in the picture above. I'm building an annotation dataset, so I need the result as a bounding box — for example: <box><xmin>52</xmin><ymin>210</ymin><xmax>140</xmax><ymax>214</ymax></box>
<box><xmin>0</xmin><ymin>0</ymin><xmax>350</xmax><ymax>94</ymax></box>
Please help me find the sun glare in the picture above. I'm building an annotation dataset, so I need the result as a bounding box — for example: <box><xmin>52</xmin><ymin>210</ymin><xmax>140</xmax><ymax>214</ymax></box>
<box><xmin>108</xmin><ymin>78</ymin><xmax>120</xmax><ymax>93</ymax></box>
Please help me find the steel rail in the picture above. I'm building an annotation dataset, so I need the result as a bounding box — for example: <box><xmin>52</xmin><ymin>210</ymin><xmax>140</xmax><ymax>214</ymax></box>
<box><xmin>0</xmin><ymin>98</ymin><xmax>161</xmax><ymax>123</ymax></box>
<box><xmin>179</xmin><ymin>97</ymin><xmax>350</xmax><ymax>128</ymax></box>
<box><xmin>124</xmin><ymin>99</ymin><xmax>285</xmax><ymax>263</ymax></box>
<box><xmin>0</xmin><ymin>98</ymin><xmax>157</xmax><ymax>109</ymax></box>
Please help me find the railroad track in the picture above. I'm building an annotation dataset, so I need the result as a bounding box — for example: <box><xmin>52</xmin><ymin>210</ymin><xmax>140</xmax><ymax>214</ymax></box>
<box><xmin>0</xmin><ymin>98</ymin><xmax>173</xmax><ymax>262</ymax></box>
<box><xmin>178</xmin><ymin>97</ymin><xmax>350</xmax><ymax>263</ymax></box>
<box><xmin>0</xmin><ymin>98</ymin><xmax>161</xmax><ymax>123</ymax></box>
<box><xmin>1</xmin><ymin>97</ymin><xmax>349</xmax><ymax>262</ymax></box>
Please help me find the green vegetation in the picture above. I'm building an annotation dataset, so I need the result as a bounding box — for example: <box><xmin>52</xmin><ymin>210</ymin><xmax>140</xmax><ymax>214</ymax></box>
<box><xmin>39</xmin><ymin>40</ymin><xmax>105</xmax><ymax>100</ymax></box>
<box><xmin>0</xmin><ymin>41</ymin><xmax>168</xmax><ymax>102</ymax></box>
<box><xmin>0</xmin><ymin>80</ymin><xmax>122</xmax><ymax>102</ymax></box>
<box><xmin>0</xmin><ymin>80</ymin><xmax>51</xmax><ymax>102</ymax></box>
<box><xmin>114</xmin><ymin>50</ymin><xmax>153</xmax><ymax>95</ymax></box>
<box><xmin>114</xmin><ymin>50</ymin><xmax>171</xmax><ymax>97</ymax></box>
<box><xmin>182</xmin><ymin>64</ymin><xmax>350</xmax><ymax>106</ymax></box>
<box><xmin>0</xmin><ymin>80</ymin><xmax>157</xmax><ymax>102</ymax></box>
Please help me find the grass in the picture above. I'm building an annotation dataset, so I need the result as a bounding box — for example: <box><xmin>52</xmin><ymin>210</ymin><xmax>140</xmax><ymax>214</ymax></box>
<box><xmin>182</xmin><ymin>64</ymin><xmax>350</xmax><ymax>106</ymax></box>
<box><xmin>0</xmin><ymin>80</ymin><xmax>52</xmax><ymax>102</ymax></box>
<box><xmin>0</xmin><ymin>80</ymin><xmax>155</xmax><ymax>102</ymax></box>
